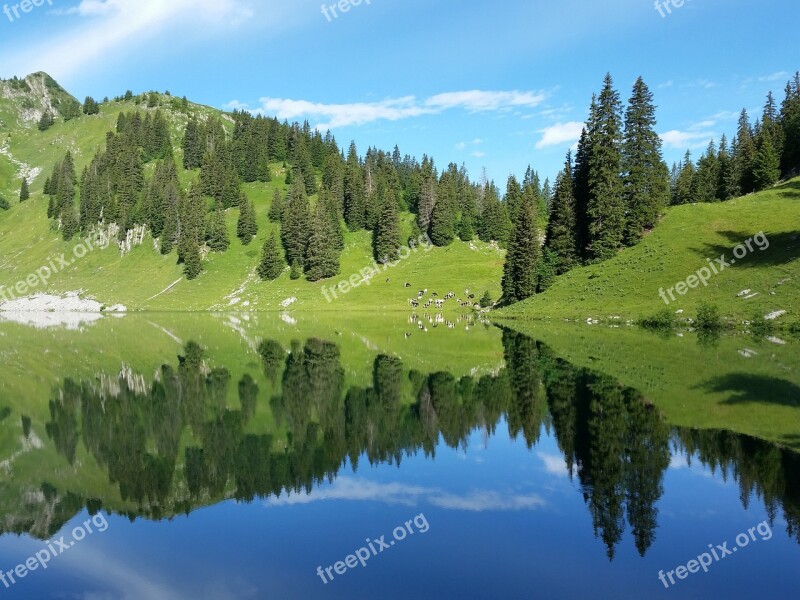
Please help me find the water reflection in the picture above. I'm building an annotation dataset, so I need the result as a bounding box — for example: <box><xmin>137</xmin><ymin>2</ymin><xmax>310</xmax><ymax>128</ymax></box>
<box><xmin>14</xmin><ymin>328</ymin><xmax>798</xmax><ymax>560</ymax></box>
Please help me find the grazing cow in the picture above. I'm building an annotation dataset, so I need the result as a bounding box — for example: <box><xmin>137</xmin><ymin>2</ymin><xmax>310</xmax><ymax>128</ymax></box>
<box><xmin>405</xmin><ymin>283</ymin><xmax>412</xmax><ymax>288</ymax></box>
<box><xmin>418</xmin><ymin>292</ymin><xmax>424</xmax><ymax>299</ymax></box>
<box><xmin>468</xmin><ymin>294</ymin><xmax>475</xmax><ymax>299</ymax></box>
<box><xmin>404</xmin><ymin>332</ymin><xmax>412</xmax><ymax>339</ymax></box>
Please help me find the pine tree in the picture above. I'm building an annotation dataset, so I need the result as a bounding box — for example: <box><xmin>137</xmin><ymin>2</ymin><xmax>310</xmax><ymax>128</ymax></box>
<box><xmin>38</xmin><ymin>111</ymin><xmax>54</xmax><ymax>131</ymax></box>
<box><xmin>780</xmin><ymin>72</ymin><xmax>800</xmax><ymax>175</ymax></box>
<box><xmin>373</xmin><ymin>182</ymin><xmax>402</xmax><ymax>262</ymax></box>
<box><xmin>61</xmin><ymin>206</ymin><xmax>79</xmax><ymax>241</ymax></box>
<box><xmin>692</xmin><ymin>140</ymin><xmax>720</xmax><ymax>203</ymax></box>
<box><xmin>280</xmin><ymin>177</ymin><xmax>311</xmax><ymax>268</ymax></box>
<box><xmin>752</xmin><ymin>133</ymin><xmax>781</xmax><ymax>190</ymax></box>
<box><xmin>735</xmin><ymin>109</ymin><xmax>756</xmax><ymax>194</ymax></box>
<box><xmin>257</xmin><ymin>232</ymin><xmax>284</xmax><ymax>281</ymax></box>
<box><xmin>343</xmin><ymin>142</ymin><xmax>366</xmax><ymax>230</ymax></box>
<box><xmin>573</xmin><ymin>126</ymin><xmax>592</xmax><ymax>259</ymax></box>
<box><xmin>501</xmin><ymin>194</ymin><xmax>541</xmax><ymax>304</ymax></box>
<box><xmin>544</xmin><ymin>152</ymin><xmax>578</xmax><ymax>274</ymax></box>
<box><xmin>674</xmin><ymin>151</ymin><xmax>695</xmax><ymax>205</ymax></box>
<box><xmin>82</xmin><ymin>96</ymin><xmax>100</xmax><ymax>115</ymax></box>
<box><xmin>206</xmin><ymin>204</ymin><xmax>230</xmax><ymax>252</ymax></box>
<box><xmin>622</xmin><ymin>77</ymin><xmax>669</xmax><ymax>243</ymax></box>
<box><xmin>182</xmin><ymin>117</ymin><xmax>203</xmax><ymax>170</ymax></box>
<box><xmin>268</xmin><ymin>189</ymin><xmax>284</xmax><ymax>222</ymax></box>
<box><xmin>19</xmin><ymin>178</ymin><xmax>29</xmax><ymax>202</ymax></box>
<box><xmin>236</xmin><ymin>193</ymin><xmax>258</xmax><ymax>245</ymax></box>
<box><xmin>305</xmin><ymin>203</ymin><xmax>340</xmax><ymax>282</ymax></box>
<box><xmin>587</xmin><ymin>74</ymin><xmax>626</xmax><ymax>262</ymax></box>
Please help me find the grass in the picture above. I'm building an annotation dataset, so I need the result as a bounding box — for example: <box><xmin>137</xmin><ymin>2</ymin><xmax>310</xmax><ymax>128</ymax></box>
<box><xmin>499</xmin><ymin>179</ymin><xmax>800</xmax><ymax>326</ymax></box>
<box><xmin>0</xmin><ymin>85</ymin><xmax>504</xmax><ymax>311</ymax></box>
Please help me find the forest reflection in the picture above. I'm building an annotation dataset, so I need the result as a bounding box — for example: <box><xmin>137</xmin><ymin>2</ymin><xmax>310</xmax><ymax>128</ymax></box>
<box><xmin>30</xmin><ymin>328</ymin><xmax>800</xmax><ymax>558</ymax></box>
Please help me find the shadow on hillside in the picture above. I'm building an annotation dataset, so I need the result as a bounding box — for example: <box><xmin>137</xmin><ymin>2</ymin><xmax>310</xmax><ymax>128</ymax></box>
<box><xmin>691</xmin><ymin>230</ymin><xmax>799</xmax><ymax>269</ymax></box>
<box><xmin>697</xmin><ymin>373</ymin><xmax>800</xmax><ymax>408</ymax></box>
<box><xmin>776</xmin><ymin>179</ymin><xmax>800</xmax><ymax>199</ymax></box>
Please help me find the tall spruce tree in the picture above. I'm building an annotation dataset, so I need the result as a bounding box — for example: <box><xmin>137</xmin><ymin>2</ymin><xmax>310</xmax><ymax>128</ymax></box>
<box><xmin>544</xmin><ymin>152</ymin><xmax>578</xmax><ymax>274</ymax></box>
<box><xmin>19</xmin><ymin>178</ymin><xmax>29</xmax><ymax>201</ymax></box>
<box><xmin>674</xmin><ymin>151</ymin><xmax>695</xmax><ymax>205</ymax></box>
<box><xmin>372</xmin><ymin>181</ymin><xmax>402</xmax><ymax>262</ymax></box>
<box><xmin>206</xmin><ymin>204</ymin><xmax>230</xmax><ymax>252</ymax></box>
<box><xmin>622</xmin><ymin>77</ymin><xmax>669</xmax><ymax>243</ymax></box>
<box><xmin>735</xmin><ymin>109</ymin><xmax>756</xmax><ymax>194</ymax></box>
<box><xmin>305</xmin><ymin>203</ymin><xmax>340</xmax><ymax>282</ymax></box>
<box><xmin>269</xmin><ymin>189</ymin><xmax>284</xmax><ymax>222</ymax></box>
<box><xmin>280</xmin><ymin>177</ymin><xmax>311</xmax><ymax>269</ymax></box>
<box><xmin>752</xmin><ymin>133</ymin><xmax>781</xmax><ymax>190</ymax></box>
<box><xmin>257</xmin><ymin>232</ymin><xmax>284</xmax><ymax>281</ymax></box>
<box><xmin>501</xmin><ymin>194</ymin><xmax>541</xmax><ymax>304</ymax></box>
<box><xmin>236</xmin><ymin>193</ymin><xmax>258</xmax><ymax>244</ymax></box>
<box><xmin>587</xmin><ymin>74</ymin><xmax>626</xmax><ymax>262</ymax></box>
<box><xmin>343</xmin><ymin>142</ymin><xmax>366</xmax><ymax>230</ymax></box>
<box><xmin>573</xmin><ymin>126</ymin><xmax>592</xmax><ymax>259</ymax></box>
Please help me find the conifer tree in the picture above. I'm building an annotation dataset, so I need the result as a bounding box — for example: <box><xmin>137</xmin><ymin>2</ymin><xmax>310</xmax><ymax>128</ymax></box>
<box><xmin>752</xmin><ymin>133</ymin><xmax>781</xmax><ymax>190</ymax></box>
<box><xmin>692</xmin><ymin>141</ymin><xmax>720</xmax><ymax>203</ymax></box>
<box><xmin>622</xmin><ymin>77</ymin><xmax>669</xmax><ymax>243</ymax></box>
<box><xmin>373</xmin><ymin>182</ymin><xmax>402</xmax><ymax>263</ymax></box>
<box><xmin>38</xmin><ymin>111</ymin><xmax>54</xmax><ymax>131</ymax></box>
<box><xmin>544</xmin><ymin>152</ymin><xmax>578</xmax><ymax>274</ymax></box>
<box><xmin>343</xmin><ymin>142</ymin><xmax>366</xmax><ymax>230</ymax></box>
<box><xmin>257</xmin><ymin>232</ymin><xmax>284</xmax><ymax>281</ymax></box>
<box><xmin>206</xmin><ymin>204</ymin><xmax>230</xmax><ymax>252</ymax></box>
<box><xmin>501</xmin><ymin>194</ymin><xmax>541</xmax><ymax>304</ymax></box>
<box><xmin>587</xmin><ymin>74</ymin><xmax>626</xmax><ymax>262</ymax></box>
<box><xmin>305</xmin><ymin>203</ymin><xmax>340</xmax><ymax>282</ymax></box>
<box><xmin>734</xmin><ymin>109</ymin><xmax>756</xmax><ymax>194</ymax></box>
<box><xmin>182</xmin><ymin>117</ymin><xmax>203</xmax><ymax>170</ymax></box>
<box><xmin>269</xmin><ymin>189</ymin><xmax>284</xmax><ymax>222</ymax></box>
<box><xmin>236</xmin><ymin>194</ymin><xmax>258</xmax><ymax>245</ymax></box>
<box><xmin>280</xmin><ymin>177</ymin><xmax>311</xmax><ymax>268</ymax></box>
<box><xmin>573</xmin><ymin>127</ymin><xmax>592</xmax><ymax>259</ymax></box>
<box><xmin>82</xmin><ymin>96</ymin><xmax>100</xmax><ymax>115</ymax></box>
<box><xmin>674</xmin><ymin>151</ymin><xmax>695</xmax><ymax>205</ymax></box>
<box><xmin>19</xmin><ymin>178</ymin><xmax>29</xmax><ymax>202</ymax></box>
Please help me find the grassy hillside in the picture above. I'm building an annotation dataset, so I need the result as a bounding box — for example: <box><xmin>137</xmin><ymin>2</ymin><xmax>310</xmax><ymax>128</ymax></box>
<box><xmin>500</xmin><ymin>320</ymin><xmax>800</xmax><ymax>451</ymax></box>
<box><xmin>499</xmin><ymin>179</ymin><xmax>800</xmax><ymax>326</ymax></box>
<box><xmin>0</xmin><ymin>74</ymin><xmax>504</xmax><ymax>311</ymax></box>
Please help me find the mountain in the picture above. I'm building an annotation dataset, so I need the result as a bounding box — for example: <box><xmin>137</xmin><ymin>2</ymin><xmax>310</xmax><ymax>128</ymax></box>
<box><xmin>0</xmin><ymin>73</ymin><xmax>505</xmax><ymax>312</ymax></box>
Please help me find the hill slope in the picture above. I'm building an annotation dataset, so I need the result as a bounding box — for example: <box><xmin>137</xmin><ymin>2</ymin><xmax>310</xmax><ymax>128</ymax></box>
<box><xmin>0</xmin><ymin>74</ymin><xmax>504</xmax><ymax>311</ymax></box>
<box><xmin>499</xmin><ymin>179</ymin><xmax>800</xmax><ymax>326</ymax></box>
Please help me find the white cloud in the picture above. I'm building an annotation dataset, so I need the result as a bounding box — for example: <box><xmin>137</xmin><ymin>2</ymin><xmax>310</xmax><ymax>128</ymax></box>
<box><xmin>240</xmin><ymin>89</ymin><xmax>546</xmax><ymax>131</ymax></box>
<box><xmin>471</xmin><ymin>151</ymin><xmax>486</xmax><ymax>158</ymax></box>
<box><xmin>689</xmin><ymin>120</ymin><xmax>716</xmax><ymax>130</ymax></box>
<box><xmin>264</xmin><ymin>477</ymin><xmax>546</xmax><ymax>512</ymax></box>
<box><xmin>0</xmin><ymin>0</ymin><xmax>256</xmax><ymax>78</ymax></box>
<box><xmin>657</xmin><ymin>80</ymin><xmax>674</xmax><ymax>89</ymax></box>
<box><xmin>759</xmin><ymin>71</ymin><xmax>789</xmax><ymax>82</ymax></box>
<box><xmin>535</xmin><ymin>121</ymin><xmax>584</xmax><ymax>150</ymax></box>
<box><xmin>425</xmin><ymin>90</ymin><xmax>546</xmax><ymax>112</ymax></box>
<box><xmin>455</xmin><ymin>142</ymin><xmax>467</xmax><ymax>150</ymax></box>
<box><xmin>660</xmin><ymin>129</ymin><xmax>715</xmax><ymax>150</ymax></box>
<box><xmin>537</xmin><ymin>452</ymin><xmax>569</xmax><ymax>477</ymax></box>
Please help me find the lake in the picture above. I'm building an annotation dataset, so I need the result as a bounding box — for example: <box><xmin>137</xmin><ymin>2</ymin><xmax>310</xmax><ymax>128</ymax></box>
<box><xmin>1</xmin><ymin>313</ymin><xmax>798</xmax><ymax>599</ymax></box>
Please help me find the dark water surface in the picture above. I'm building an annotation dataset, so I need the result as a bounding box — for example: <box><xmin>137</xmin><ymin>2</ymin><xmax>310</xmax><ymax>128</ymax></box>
<box><xmin>0</xmin><ymin>316</ymin><xmax>798</xmax><ymax>599</ymax></box>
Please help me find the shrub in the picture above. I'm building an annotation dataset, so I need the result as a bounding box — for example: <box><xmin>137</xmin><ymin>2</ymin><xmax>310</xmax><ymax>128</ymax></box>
<box><xmin>640</xmin><ymin>308</ymin><xmax>676</xmax><ymax>331</ymax></box>
<box><xmin>696</xmin><ymin>302</ymin><xmax>723</xmax><ymax>332</ymax></box>
<box><xmin>479</xmin><ymin>291</ymin><xmax>492</xmax><ymax>308</ymax></box>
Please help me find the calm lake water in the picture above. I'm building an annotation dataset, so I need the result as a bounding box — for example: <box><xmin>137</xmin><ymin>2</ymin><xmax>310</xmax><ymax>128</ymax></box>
<box><xmin>0</xmin><ymin>314</ymin><xmax>798</xmax><ymax>599</ymax></box>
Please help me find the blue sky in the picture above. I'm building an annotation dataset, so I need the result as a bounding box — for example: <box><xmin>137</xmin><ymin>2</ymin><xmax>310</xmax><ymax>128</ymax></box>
<box><xmin>0</xmin><ymin>0</ymin><xmax>796</xmax><ymax>184</ymax></box>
